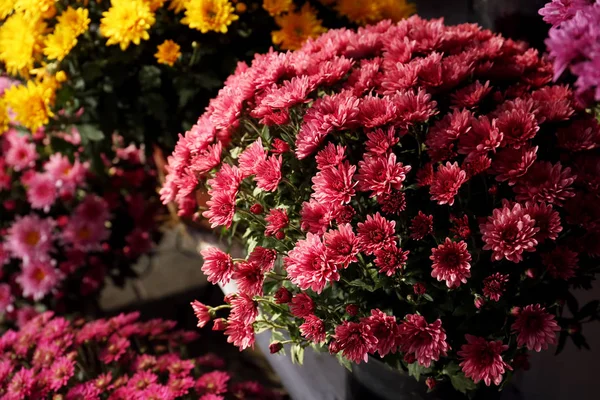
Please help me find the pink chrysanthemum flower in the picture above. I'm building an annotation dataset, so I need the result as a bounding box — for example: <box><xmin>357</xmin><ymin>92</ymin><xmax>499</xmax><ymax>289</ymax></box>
<box><xmin>458</xmin><ymin>335</ymin><xmax>511</xmax><ymax>386</ymax></box>
<box><xmin>334</xmin><ymin>321</ymin><xmax>378</xmax><ymax>363</ymax></box>
<box><xmin>203</xmin><ymin>192</ymin><xmax>237</xmax><ymax>229</ymax></box>
<box><xmin>17</xmin><ymin>261</ymin><xmax>61</xmax><ymax>301</ymax></box>
<box><xmin>26</xmin><ymin>173</ymin><xmax>57</xmax><ymax>210</ymax></box>
<box><xmin>430</xmin><ymin>238</ymin><xmax>472</xmax><ymax>288</ymax></box>
<box><xmin>482</xmin><ymin>273</ymin><xmax>510</xmax><ymax>301</ymax></box>
<box><xmin>491</xmin><ymin>145</ymin><xmax>538</xmax><ymax>185</ymax></box>
<box><xmin>75</xmin><ymin>195</ymin><xmax>110</xmax><ymax>224</ymax></box>
<box><xmin>7</xmin><ymin>215</ymin><xmax>54</xmax><ymax>262</ymax></box>
<box><xmin>100</xmin><ymin>335</ymin><xmax>130</xmax><ymax>364</ymax></box>
<box><xmin>247</xmin><ymin>246</ymin><xmax>277</xmax><ymax>273</ymax></box>
<box><xmin>426</xmin><ymin>108</ymin><xmax>472</xmax><ymax>162</ymax></box>
<box><xmin>168</xmin><ymin>375</ymin><xmax>195</xmax><ymax>397</ymax></box>
<box><xmin>228</xmin><ymin>293</ymin><xmax>258</xmax><ymax>325</ymax></box>
<box><xmin>224</xmin><ymin>318</ymin><xmax>255</xmax><ymax>350</ymax></box>
<box><xmin>514</xmin><ymin>161</ymin><xmax>576</xmax><ymax>205</ymax></box>
<box><xmin>300</xmin><ymin>315</ymin><xmax>326</xmax><ymax>343</ymax></box>
<box><xmin>365</xmin><ymin>127</ymin><xmax>399</xmax><ymax>156</ymax></box>
<box><xmin>284</xmin><ymin>233</ymin><xmax>339</xmax><ymax>293</ymax></box>
<box><xmin>378</xmin><ymin>191</ymin><xmax>406</xmax><ymax>215</ymax></box>
<box><xmin>315</xmin><ymin>143</ymin><xmax>346</xmax><ymax>170</ymax></box>
<box><xmin>398</xmin><ymin>314</ymin><xmax>449</xmax><ymax>367</ymax></box>
<box><xmin>357</xmin><ymin>213</ymin><xmax>397</xmax><ymax>255</ymax></box>
<box><xmin>323</xmin><ymin>223</ymin><xmax>360</xmax><ymax>268</ymax></box>
<box><xmin>127</xmin><ymin>370</ymin><xmax>158</xmax><ymax>390</ymax></box>
<box><xmin>363</xmin><ymin>309</ymin><xmax>400</xmax><ymax>357</ymax></box>
<box><xmin>190</xmin><ymin>142</ymin><xmax>223</xmax><ymax>176</ymax></box>
<box><xmin>480</xmin><ymin>202</ymin><xmax>539</xmax><ymax>263</ymax></box>
<box><xmin>191</xmin><ymin>300</ymin><xmax>211</xmax><ymax>328</ymax></box>
<box><xmin>289</xmin><ymin>293</ymin><xmax>314</xmax><ymax>319</ymax></box>
<box><xmin>200</xmin><ymin>247</ymin><xmax>235</xmax><ymax>285</ymax></box>
<box><xmin>511</xmin><ymin>304</ymin><xmax>560</xmax><ymax>352</ymax></box>
<box><xmin>458</xmin><ymin>116</ymin><xmax>503</xmax><ymax>159</ymax></box>
<box><xmin>234</xmin><ymin>261</ymin><xmax>265</xmax><ymax>296</ymax></box>
<box><xmin>525</xmin><ymin>202</ymin><xmax>562</xmax><ymax>242</ymax></box>
<box><xmin>48</xmin><ymin>356</ymin><xmax>75</xmax><ymax>391</ymax></box>
<box><xmin>357</xmin><ymin>95</ymin><xmax>398</xmax><ymax>128</ymax></box>
<box><xmin>5</xmin><ymin>136</ymin><xmax>38</xmax><ymax>171</ymax></box>
<box><xmin>312</xmin><ymin>161</ymin><xmax>356</xmax><ymax>206</ymax></box>
<box><xmin>238</xmin><ymin>139</ymin><xmax>266</xmax><ymax>178</ymax></box>
<box><xmin>264</xmin><ymin>208</ymin><xmax>289</xmax><ymax>237</ymax></box>
<box><xmin>374</xmin><ymin>244</ymin><xmax>409</xmax><ymax>276</ymax></box>
<box><xmin>409</xmin><ymin>211</ymin><xmax>434</xmax><ymax>240</ymax></box>
<box><xmin>255</xmin><ymin>155</ymin><xmax>282</xmax><ymax>192</ymax></box>
<box><xmin>451</xmin><ymin>80</ymin><xmax>492</xmax><ymax>109</ymax></box>
<box><xmin>299</xmin><ymin>200</ymin><xmax>335</xmax><ymax>235</ymax></box>
<box><xmin>429</xmin><ymin>162</ymin><xmax>467</xmax><ymax>206</ymax></box>
<box><xmin>61</xmin><ymin>219</ymin><xmax>109</xmax><ymax>251</ymax></box>
<box><xmin>5</xmin><ymin>367</ymin><xmax>35</xmax><ymax>398</ymax></box>
<box><xmin>356</xmin><ymin>153</ymin><xmax>411</xmax><ymax>197</ymax></box>
<box><xmin>44</xmin><ymin>153</ymin><xmax>87</xmax><ymax>195</ymax></box>
<box><xmin>495</xmin><ymin>107</ymin><xmax>539</xmax><ymax>149</ymax></box>
<box><xmin>539</xmin><ymin>0</ymin><xmax>589</xmax><ymax>26</ymax></box>
<box><xmin>541</xmin><ymin>246</ymin><xmax>579</xmax><ymax>280</ymax></box>
<box><xmin>195</xmin><ymin>370</ymin><xmax>230</xmax><ymax>395</ymax></box>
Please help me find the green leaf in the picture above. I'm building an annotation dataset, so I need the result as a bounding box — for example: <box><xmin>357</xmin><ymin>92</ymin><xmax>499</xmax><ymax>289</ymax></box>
<box><xmin>577</xmin><ymin>300</ymin><xmax>599</xmax><ymax>319</ymax></box>
<box><xmin>449</xmin><ymin>371</ymin><xmax>477</xmax><ymax>394</ymax></box>
<box><xmin>290</xmin><ymin>343</ymin><xmax>305</xmax><ymax>365</ymax></box>
<box><xmin>77</xmin><ymin>124</ymin><xmax>105</xmax><ymax>142</ymax></box>
<box><xmin>336</xmin><ymin>353</ymin><xmax>353</xmax><ymax>372</ymax></box>
<box><xmin>347</xmin><ymin>279</ymin><xmax>375</xmax><ymax>292</ymax></box>
<box><xmin>253</xmin><ymin>320</ymin><xmax>271</xmax><ymax>334</ymax></box>
<box><xmin>139</xmin><ymin>65</ymin><xmax>162</xmax><ymax>91</ymax></box>
<box><xmin>407</xmin><ymin>362</ymin><xmax>430</xmax><ymax>381</ymax></box>
<box><xmin>422</xmin><ymin>294</ymin><xmax>433</xmax><ymax>302</ymax></box>
<box><xmin>246</xmin><ymin>236</ymin><xmax>258</xmax><ymax>255</ymax></box>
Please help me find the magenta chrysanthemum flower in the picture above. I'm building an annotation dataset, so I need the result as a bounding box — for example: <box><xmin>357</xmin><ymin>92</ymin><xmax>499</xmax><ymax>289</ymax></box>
<box><xmin>312</xmin><ymin>161</ymin><xmax>356</xmax><ymax>206</ymax></box>
<box><xmin>238</xmin><ymin>139</ymin><xmax>266</xmax><ymax>178</ymax></box>
<box><xmin>496</xmin><ymin>107</ymin><xmax>539</xmax><ymax>149</ymax></box>
<box><xmin>255</xmin><ymin>155</ymin><xmax>282</xmax><ymax>192</ymax></box>
<box><xmin>429</xmin><ymin>162</ymin><xmax>467</xmax><ymax>206</ymax></box>
<box><xmin>7</xmin><ymin>215</ymin><xmax>54</xmax><ymax>263</ymax></box>
<box><xmin>100</xmin><ymin>335</ymin><xmax>130</xmax><ymax>363</ymax></box>
<box><xmin>315</xmin><ymin>143</ymin><xmax>346</xmax><ymax>170</ymax></box>
<box><xmin>378</xmin><ymin>190</ymin><xmax>406</xmax><ymax>215</ymax></box>
<box><xmin>61</xmin><ymin>219</ymin><xmax>109</xmax><ymax>251</ymax></box>
<box><xmin>482</xmin><ymin>273</ymin><xmax>510</xmax><ymax>301</ymax></box>
<box><xmin>228</xmin><ymin>293</ymin><xmax>258</xmax><ymax>325</ymax></box>
<box><xmin>374</xmin><ymin>244</ymin><xmax>409</xmax><ymax>276</ymax></box>
<box><xmin>357</xmin><ymin>213</ymin><xmax>397</xmax><ymax>255</ymax></box>
<box><xmin>289</xmin><ymin>293</ymin><xmax>314</xmax><ymax>318</ymax></box>
<box><xmin>514</xmin><ymin>162</ymin><xmax>576</xmax><ymax>205</ymax></box>
<box><xmin>356</xmin><ymin>153</ymin><xmax>411</xmax><ymax>197</ymax></box>
<box><xmin>334</xmin><ymin>321</ymin><xmax>377</xmax><ymax>363</ymax></box>
<box><xmin>234</xmin><ymin>261</ymin><xmax>265</xmax><ymax>296</ymax></box>
<box><xmin>511</xmin><ymin>304</ymin><xmax>560</xmax><ymax>352</ymax></box>
<box><xmin>26</xmin><ymin>173</ymin><xmax>57</xmax><ymax>210</ymax></box>
<box><xmin>409</xmin><ymin>211</ymin><xmax>434</xmax><ymax>240</ymax></box>
<box><xmin>430</xmin><ymin>238</ymin><xmax>472</xmax><ymax>288</ymax></box>
<box><xmin>191</xmin><ymin>300</ymin><xmax>211</xmax><ymax>328</ymax></box>
<box><xmin>300</xmin><ymin>315</ymin><xmax>326</xmax><ymax>343</ymax></box>
<box><xmin>299</xmin><ymin>199</ymin><xmax>335</xmax><ymax>235</ymax></box>
<box><xmin>323</xmin><ymin>223</ymin><xmax>359</xmax><ymax>268</ymax></box>
<box><xmin>458</xmin><ymin>116</ymin><xmax>503</xmax><ymax>158</ymax></box>
<box><xmin>480</xmin><ymin>202</ymin><xmax>539</xmax><ymax>263</ymax></box>
<box><xmin>451</xmin><ymin>80</ymin><xmax>492</xmax><ymax>109</ymax></box>
<box><xmin>264</xmin><ymin>208</ymin><xmax>289</xmax><ymax>237</ymax></box>
<box><xmin>525</xmin><ymin>202</ymin><xmax>563</xmax><ymax>242</ymax></box>
<box><xmin>426</xmin><ymin>108</ymin><xmax>472</xmax><ymax>162</ymax></box>
<box><xmin>458</xmin><ymin>335</ymin><xmax>511</xmax><ymax>386</ymax></box>
<box><xmin>5</xmin><ymin>367</ymin><xmax>35</xmax><ymax>398</ymax></box>
<box><xmin>491</xmin><ymin>145</ymin><xmax>538</xmax><ymax>185</ymax></box>
<box><xmin>539</xmin><ymin>0</ymin><xmax>589</xmax><ymax>26</ymax></box>
<box><xmin>247</xmin><ymin>246</ymin><xmax>277</xmax><ymax>273</ymax></box>
<box><xmin>48</xmin><ymin>356</ymin><xmax>75</xmax><ymax>391</ymax></box>
<box><xmin>200</xmin><ymin>247</ymin><xmax>235</xmax><ymax>284</ymax></box>
<box><xmin>363</xmin><ymin>309</ymin><xmax>400</xmax><ymax>357</ymax></box>
<box><xmin>16</xmin><ymin>261</ymin><xmax>61</xmax><ymax>301</ymax></box>
<box><xmin>224</xmin><ymin>318</ymin><xmax>255</xmax><ymax>350</ymax></box>
<box><xmin>195</xmin><ymin>370</ymin><xmax>230</xmax><ymax>395</ymax></box>
<box><xmin>284</xmin><ymin>233</ymin><xmax>339</xmax><ymax>293</ymax></box>
<box><xmin>75</xmin><ymin>195</ymin><xmax>110</xmax><ymax>225</ymax></box>
<box><xmin>398</xmin><ymin>314</ymin><xmax>449</xmax><ymax>367</ymax></box>
<box><xmin>44</xmin><ymin>153</ymin><xmax>87</xmax><ymax>195</ymax></box>
<box><xmin>357</xmin><ymin>95</ymin><xmax>398</xmax><ymax>128</ymax></box>
<box><xmin>541</xmin><ymin>246</ymin><xmax>579</xmax><ymax>280</ymax></box>
<box><xmin>5</xmin><ymin>136</ymin><xmax>37</xmax><ymax>171</ymax></box>
<box><xmin>365</xmin><ymin>127</ymin><xmax>399</xmax><ymax>156</ymax></box>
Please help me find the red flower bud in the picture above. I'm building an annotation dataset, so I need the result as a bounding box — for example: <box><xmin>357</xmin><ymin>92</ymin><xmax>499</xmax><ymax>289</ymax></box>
<box><xmin>269</xmin><ymin>342</ymin><xmax>283</xmax><ymax>354</ymax></box>
<box><xmin>345</xmin><ymin>304</ymin><xmax>359</xmax><ymax>316</ymax></box>
<box><xmin>404</xmin><ymin>353</ymin><xmax>416</xmax><ymax>364</ymax></box>
<box><xmin>488</xmin><ymin>184</ymin><xmax>498</xmax><ymax>195</ymax></box>
<box><xmin>212</xmin><ymin>318</ymin><xmax>227</xmax><ymax>331</ymax></box>
<box><xmin>413</xmin><ymin>283</ymin><xmax>426</xmax><ymax>295</ymax></box>
<box><xmin>425</xmin><ymin>377</ymin><xmax>436</xmax><ymax>390</ymax></box>
<box><xmin>328</xmin><ymin>340</ymin><xmax>340</xmax><ymax>354</ymax></box>
<box><xmin>274</xmin><ymin>287</ymin><xmax>292</xmax><ymax>304</ymax></box>
<box><xmin>474</xmin><ymin>296</ymin><xmax>485</xmax><ymax>309</ymax></box>
<box><xmin>250</xmin><ymin>203</ymin><xmax>264</xmax><ymax>214</ymax></box>
<box><xmin>275</xmin><ymin>231</ymin><xmax>285</xmax><ymax>240</ymax></box>
<box><xmin>510</xmin><ymin>306</ymin><xmax>521</xmax><ymax>316</ymax></box>
<box><xmin>525</xmin><ymin>268</ymin><xmax>536</xmax><ymax>278</ymax></box>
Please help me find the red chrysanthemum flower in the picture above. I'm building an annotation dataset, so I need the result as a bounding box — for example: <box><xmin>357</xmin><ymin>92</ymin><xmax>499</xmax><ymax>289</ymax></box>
<box><xmin>531</xmin><ymin>85</ymin><xmax>574</xmax><ymax>122</ymax></box>
<box><xmin>312</xmin><ymin>161</ymin><xmax>357</xmax><ymax>206</ymax></box>
<box><xmin>398</xmin><ymin>314</ymin><xmax>449</xmax><ymax>368</ymax></box>
<box><xmin>274</xmin><ymin>287</ymin><xmax>292</xmax><ymax>304</ymax></box>
<box><xmin>300</xmin><ymin>315</ymin><xmax>326</xmax><ymax>343</ymax></box>
<box><xmin>458</xmin><ymin>335</ymin><xmax>511</xmax><ymax>386</ymax></box>
<box><xmin>315</xmin><ymin>143</ymin><xmax>346</xmax><ymax>170</ymax></box>
<box><xmin>265</xmin><ymin>208</ymin><xmax>289</xmax><ymax>237</ymax></box>
<box><xmin>511</xmin><ymin>304</ymin><xmax>560</xmax><ymax>352</ymax></box>
<box><xmin>458</xmin><ymin>116</ymin><xmax>503</xmax><ymax>159</ymax></box>
<box><xmin>480</xmin><ymin>202</ymin><xmax>539</xmax><ymax>263</ymax></box>
<box><xmin>356</xmin><ymin>153</ymin><xmax>411</xmax><ymax>197</ymax></box>
<box><xmin>200</xmin><ymin>247</ymin><xmax>235</xmax><ymax>285</ymax></box>
<box><xmin>289</xmin><ymin>293</ymin><xmax>314</xmax><ymax>318</ymax></box>
<box><xmin>393</xmin><ymin>88</ymin><xmax>438</xmax><ymax>127</ymax></box>
<box><xmin>430</xmin><ymin>238</ymin><xmax>472</xmax><ymax>288</ymax></box>
<box><xmin>224</xmin><ymin>319</ymin><xmax>255</xmax><ymax>350</ymax></box>
<box><xmin>247</xmin><ymin>246</ymin><xmax>277</xmax><ymax>273</ymax></box>
<box><xmin>451</xmin><ymin>80</ymin><xmax>492</xmax><ymax>109</ymax></box>
<box><xmin>284</xmin><ymin>233</ymin><xmax>339</xmax><ymax>293</ymax></box>
<box><xmin>513</xmin><ymin>162</ymin><xmax>576</xmax><ymax>205</ymax></box>
<box><xmin>374</xmin><ymin>244</ymin><xmax>409</xmax><ymax>276</ymax></box>
<box><xmin>377</xmin><ymin>191</ymin><xmax>406</xmax><ymax>215</ymax></box>
<box><xmin>233</xmin><ymin>261</ymin><xmax>265</xmax><ymax>296</ymax></box>
<box><xmin>524</xmin><ymin>202</ymin><xmax>562</xmax><ymax>242</ymax></box>
<box><xmin>324</xmin><ymin>223</ymin><xmax>360</xmax><ymax>268</ymax></box>
<box><xmin>482</xmin><ymin>273</ymin><xmax>509</xmax><ymax>301</ymax></box>
<box><xmin>271</xmin><ymin>138</ymin><xmax>291</xmax><ymax>154</ymax></box>
<box><xmin>357</xmin><ymin>95</ymin><xmax>398</xmax><ymax>128</ymax></box>
<box><xmin>255</xmin><ymin>155</ymin><xmax>282</xmax><ymax>192</ymax></box>
<box><xmin>429</xmin><ymin>162</ymin><xmax>467</xmax><ymax>206</ymax></box>
<box><xmin>238</xmin><ymin>139</ymin><xmax>266</xmax><ymax>178</ymax></box>
<box><xmin>541</xmin><ymin>246</ymin><xmax>579</xmax><ymax>280</ymax></box>
<box><xmin>334</xmin><ymin>321</ymin><xmax>378</xmax><ymax>364</ymax></box>
<box><xmin>228</xmin><ymin>293</ymin><xmax>258</xmax><ymax>325</ymax></box>
<box><xmin>426</xmin><ymin>108</ymin><xmax>472</xmax><ymax>162</ymax></box>
<box><xmin>191</xmin><ymin>300</ymin><xmax>211</xmax><ymax>328</ymax></box>
<box><xmin>416</xmin><ymin>163</ymin><xmax>435</xmax><ymax>187</ymax></box>
<box><xmin>462</xmin><ymin>153</ymin><xmax>492</xmax><ymax>178</ymax></box>
<box><xmin>495</xmin><ymin>107</ymin><xmax>539</xmax><ymax>149</ymax></box>
<box><xmin>299</xmin><ymin>200</ymin><xmax>335</xmax><ymax>235</ymax></box>
<box><xmin>365</xmin><ymin>127</ymin><xmax>399</xmax><ymax>156</ymax></box>
<box><xmin>409</xmin><ymin>211</ymin><xmax>433</xmax><ymax>240</ymax></box>
<box><xmin>356</xmin><ymin>213</ymin><xmax>397</xmax><ymax>255</ymax></box>
<box><xmin>557</xmin><ymin>118</ymin><xmax>600</xmax><ymax>152</ymax></box>
<box><xmin>363</xmin><ymin>309</ymin><xmax>400</xmax><ymax>357</ymax></box>
<box><xmin>450</xmin><ymin>214</ymin><xmax>471</xmax><ymax>240</ymax></box>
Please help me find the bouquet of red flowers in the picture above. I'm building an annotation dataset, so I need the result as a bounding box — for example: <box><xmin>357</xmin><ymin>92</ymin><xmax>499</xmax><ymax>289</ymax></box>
<box><xmin>162</xmin><ymin>16</ymin><xmax>600</xmax><ymax>395</ymax></box>
<box><xmin>0</xmin><ymin>119</ymin><xmax>163</xmax><ymax>329</ymax></box>
<box><xmin>0</xmin><ymin>311</ymin><xmax>282</xmax><ymax>399</ymax></box>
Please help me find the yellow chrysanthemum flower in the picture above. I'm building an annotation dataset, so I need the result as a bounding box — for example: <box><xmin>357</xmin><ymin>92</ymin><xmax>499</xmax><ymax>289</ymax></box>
<box><xmin>181</xmin><ymin>0</ymin><xmax>239</xmax><ymax>34</ymax></box>
<box><xmin>0</xmin><ymin>98</ymin><xmax>9</xmax><ymax>135</ymax></box>
<box><xmin>0</xmin><ymin>0</ymin><xmax>15</xmax><ymax>20</ymax></box>
<box><xmin>100</xmin><ymin>0</ymin><xmax>156</xmax><ymax>51</ymax></box>
<box><xmin>336</xmin><ymin>0</ymin><xmax>381</xmax><ymax>25</ymax></box>
<box><xmin>155</xmin><ymin>39</ymin><xmax>180</xmax><ymax>66</ymax></box>
<box><xmin>56</xmin><ymin>7</ymin><xmax>91</xmax><ymax>37</ymax></box>
<box><xmin>168</xmin><ymin>0</ymin><xmax>187</xmax><ymax>14</ymax></box>
<box><xmin>13</xmin><ymin>0</ymin><xmax>56</xmax><ymax>20</ymax></box>
<box><xmin>379</xmin><ymin>0</ymin><xmax>415</xmax><ymax>22</ymax></box>
<box><xmin>43</xmin><ymin>25</ymin><xmax>78</xmax><ymax>61</ymax></box>
<box><xmin>0</xmin><ymin>12</ymin><xmax>46</xmax><ymax>76</ymax></box>
<box><xmin>262</xmin><ymin>0</ymin><xmax>292</xmax><ymax>17</ymax></box>
<box><xmin>272</xmin><ymin>3</ymin><xmax>326</xmax><ymax>50</ymax></box>
<box><xmin>3</xmin><ymin>80</ymin><xmax>54</xmax><ymax>131</ymax></box>
<box><xmin>145</xmin><ymin>0</ymin><xmax>166</xmax><ymax>12</ymax></box>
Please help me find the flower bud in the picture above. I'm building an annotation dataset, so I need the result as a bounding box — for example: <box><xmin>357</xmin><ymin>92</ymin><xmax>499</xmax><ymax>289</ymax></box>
<box><xmin>274</xmin><ymin>287</ymin><xmax>292</xmax><ymax>304</ymax></box>
<box><xmin>275</xmin><ymin>231</ymin><xmax>285</xmax><ymax>240</ymax></box>
<box><xmin>425</xmin><ymin>377</ymin><xmax>436</xmax><ymax>390</ymax></box>
<box><xmin>474</xmin><ymin>296</ymin><xmax>485</xmax><ymax>309</ymax></box>
<box><xmin>404</xmin><ymin>353</ymin><xmax>416</xmax><ymax>364</ymax></box>
<box><xmin>525</xmin><ymin>268</ymin><xmax>536</xmax><ymax>279</ymax></box>
<box><xmin>212</xmin><ymin>318</ymin><xmax>227</xmax><ymax>331</ymax></box>
<box><xmin>510</xmin><ymin>306</ymin><xmax>521</xmax><ymax>316</ymax></box>
<box><xmin>250</xmin><ymin>203</ymin><xmax>264</xmax><ymax>214</ymax></box>
<box><xmin>269</xmin><ymin>342</ymin><xmax>283</xmax><ymax>354</ymax></box>
<box><xmin>345</xmin><ymin>304</ymin><xmax>359</xmax><ymax>316</ymax></box>
<box><xmin>413</xmin><ymin>283</ymin><xmax>426</xmax><ymax>295</ymax></box>
<box><xmin>328</xmin><ymin>340</ymin><xmax>340</xmax><ymax>354</ymax></box>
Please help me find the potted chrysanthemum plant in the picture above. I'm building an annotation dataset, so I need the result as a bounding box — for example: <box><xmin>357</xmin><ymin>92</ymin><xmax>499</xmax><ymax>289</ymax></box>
<box><xmin>161</xmin><ymin>16</ymin><xmax>600</xmax><ymax>398</ymax></box>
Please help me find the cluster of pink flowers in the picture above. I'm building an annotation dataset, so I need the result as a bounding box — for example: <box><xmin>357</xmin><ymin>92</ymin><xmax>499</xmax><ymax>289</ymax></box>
<box><xmin>0</xmin><ymin>312</ymin><xmax>281</xmax><ymax>399</ymax></box>
<box><xmin>0</xmin><ymin>127</ymin><xmax>162</xmax><ymax>329</ymax></box>
<box><xmin>540</xmin><ymin>0</ymin><xmax>600</xmax><ymax>102</ymax></box>
<box><xmin>163</xmin><ymin>16</ymin><xmax>599</xmax><ymax>395</ymax></box>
